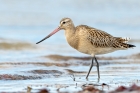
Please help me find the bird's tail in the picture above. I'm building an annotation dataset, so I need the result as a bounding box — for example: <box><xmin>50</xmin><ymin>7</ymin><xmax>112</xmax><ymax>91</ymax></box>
<box><xmin>121</xmin><ymin>37</ymin><xmax>131</xmax><ymax>43</ymax></box>
<box><xmin>120</xmin><ymin>43</ymin><xmax>136</xmax><ymax>48</ymax></box>
<box><xmin>128</xmin><ymin>44</ymin><xmax>136</xmax><ymax>48</ymax></box>
<box><xmin>121</xmin><ymin>37</ymin><xmax>136</xmax><ymax>48</ymax></box>
<box><xmin>114</xmin><ymin>37</ymin><xmax>135</xmax><ymax>48</ymax></box>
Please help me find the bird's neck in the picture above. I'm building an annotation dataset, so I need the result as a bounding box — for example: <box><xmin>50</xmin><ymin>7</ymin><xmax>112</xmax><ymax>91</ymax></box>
<box><xmin>65</xmin><ymin>26</ymin><xmax>79</xmax><ymax>49</ymax></box>
<box><xmin>65</xmin><ymin>26</ymin><xmax>75</xmax><ymax>37</ymax></box>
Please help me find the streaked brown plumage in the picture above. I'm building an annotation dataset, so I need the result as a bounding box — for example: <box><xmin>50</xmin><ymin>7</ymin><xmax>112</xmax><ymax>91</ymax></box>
<box><xmin>36</xmin><ymin>18</ymin><xmax>135</xmax><ymax>81</ymax></box>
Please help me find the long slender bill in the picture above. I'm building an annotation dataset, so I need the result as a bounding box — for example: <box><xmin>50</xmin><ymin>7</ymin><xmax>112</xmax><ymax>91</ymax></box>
<box><xmin>36</xmin><ymin>27</ymin><xmax>60</xmax><ymax>44</ymax></box>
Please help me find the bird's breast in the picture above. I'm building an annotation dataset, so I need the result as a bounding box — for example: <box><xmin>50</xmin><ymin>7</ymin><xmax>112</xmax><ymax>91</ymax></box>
<box><xmin>66</xmin><ymin>35</ymin><xmax>79</xmax><ymax>50</ymax></box>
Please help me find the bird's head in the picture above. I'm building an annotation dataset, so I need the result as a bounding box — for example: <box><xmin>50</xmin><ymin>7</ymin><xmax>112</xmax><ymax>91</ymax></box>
<box><xmin>36</xmin><ymin>17</ymin><xmax>73</xmax><ymax>44</ymax></box>
<box><xmin>59</xmin><ymin>18</ymin><xmax>73</xmax><ymax>30</ymax></box>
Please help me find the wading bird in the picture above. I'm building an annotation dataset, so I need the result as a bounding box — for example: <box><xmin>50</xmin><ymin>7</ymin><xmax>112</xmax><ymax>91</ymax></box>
<box><xmin>36</xmin><ymin>18</ymin><xmax>135</xmax><ymax>81</ymax></box>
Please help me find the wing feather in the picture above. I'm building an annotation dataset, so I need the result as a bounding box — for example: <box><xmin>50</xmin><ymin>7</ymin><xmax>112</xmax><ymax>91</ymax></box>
<box><xmin>77</xmin><ymin>25</ymin><xmax>130</xmax><ymax>48</ymax></box>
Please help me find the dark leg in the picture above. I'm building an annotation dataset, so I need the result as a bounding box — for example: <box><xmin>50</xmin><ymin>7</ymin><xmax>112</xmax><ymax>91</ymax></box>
<box><xmin>95</xmin><ymin>56</ymin><xmax>100</xmax><ymax>82</ymax></box>
<box><xmin>86</xmin><ymin>57</ymin><xmax>94</xmax><ymax>80</ymax></box>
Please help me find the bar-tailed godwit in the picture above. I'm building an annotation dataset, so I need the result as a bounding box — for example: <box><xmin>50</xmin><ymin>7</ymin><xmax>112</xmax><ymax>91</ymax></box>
<box><xmin>36</xmin><ymin>18</ymin><xmax>135</xmax><ymax>81</ymax></box>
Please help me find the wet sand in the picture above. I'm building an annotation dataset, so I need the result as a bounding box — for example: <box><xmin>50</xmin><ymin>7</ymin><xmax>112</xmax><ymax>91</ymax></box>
<box><xmin>0</xmin><ymin>39</ymin><xmax>36</xmax><ymax>50</ymax></box>
<box><xmin>0</xmin><ymin>53</ymin><xmax>140</xmax><ymax>93</ymax></box>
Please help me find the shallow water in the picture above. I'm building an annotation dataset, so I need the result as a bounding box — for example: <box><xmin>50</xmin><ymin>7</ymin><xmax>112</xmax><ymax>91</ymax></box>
<box><xmin>0</xmin><ymin>56</ymin><xmax>140</xmax><ymax>92</ymax></box>
<box><xmin>0</xmin><ymin>0</ymin><xmax>140</xmax><ymax>92</ymax></box>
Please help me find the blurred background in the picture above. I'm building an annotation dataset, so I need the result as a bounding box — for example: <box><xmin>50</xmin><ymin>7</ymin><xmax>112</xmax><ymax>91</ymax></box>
<box><xmin>0</xmin><ymin>0</ymin><xmax>140</xmax><ymax>62</ymax></box>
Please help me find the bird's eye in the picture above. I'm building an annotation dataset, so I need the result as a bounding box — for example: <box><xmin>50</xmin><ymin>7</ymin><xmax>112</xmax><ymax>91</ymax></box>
<box><xmin>63</xmin><ymin>22</ymin><xmax>66</xmax><ymax>24</ymax></box>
